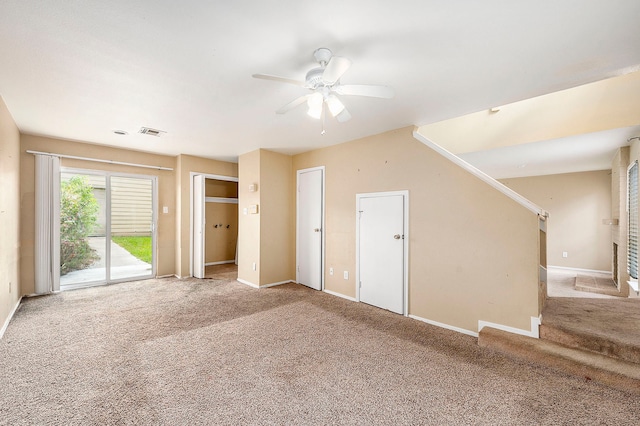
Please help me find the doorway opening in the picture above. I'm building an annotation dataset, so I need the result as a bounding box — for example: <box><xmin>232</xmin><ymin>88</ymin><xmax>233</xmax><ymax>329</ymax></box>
<box><xmin>191</xmin><ymin>173</ymin><xmax>239</xmax><ymax>279</ymax></box>
<box><xmin>60</xmin><ymin>169</ymin><xmax>157</xmax><ymax>290</ymax></box>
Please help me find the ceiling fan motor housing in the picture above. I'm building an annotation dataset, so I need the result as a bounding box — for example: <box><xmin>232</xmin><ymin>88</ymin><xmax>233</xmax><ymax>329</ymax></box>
<box><xmin>305</xmin><ymin>67</ymin><xmax>326</xmax><ymax>89</ymax></box>
<box><xmin>313</xmin><ymin>48</ymin><xmax>332</xmax><ymax>65</ymax></box>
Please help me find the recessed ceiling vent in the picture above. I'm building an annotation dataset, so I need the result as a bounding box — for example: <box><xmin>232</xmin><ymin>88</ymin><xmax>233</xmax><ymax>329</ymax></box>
<box><xmin>138</xmin><ymin>127</ymin><xmax>165</xmax><ymax>137</ymax></box>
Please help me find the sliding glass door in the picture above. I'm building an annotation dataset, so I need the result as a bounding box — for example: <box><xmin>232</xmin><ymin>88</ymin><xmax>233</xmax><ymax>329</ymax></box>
<box><xmin>59</xmin><ymin>169</ymin><xmax>156</xmax><ymax>289</ymax></box>
<box><xmin>110</xmin><ymin>176</ymin><xmax>154</xmax><ymax>281</ymax></box>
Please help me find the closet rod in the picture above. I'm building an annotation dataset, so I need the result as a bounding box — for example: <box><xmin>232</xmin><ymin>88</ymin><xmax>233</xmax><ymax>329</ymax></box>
<box><xmin>26</xmin><ymin>150</ymin><xmax>173</xmax><ymax>171</ymax></box>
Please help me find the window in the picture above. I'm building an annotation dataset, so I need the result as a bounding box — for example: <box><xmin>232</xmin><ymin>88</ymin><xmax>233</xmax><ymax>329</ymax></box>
<box><xmin>628</xmin><ymin>161</ymin><xmax>638</xmax><ymax>279</ymax></box>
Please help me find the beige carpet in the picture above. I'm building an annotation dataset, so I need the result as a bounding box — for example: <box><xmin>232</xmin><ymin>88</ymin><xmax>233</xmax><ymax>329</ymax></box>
<box><xmin>204</xmin><ymin>263</ymin><xmax>238</xmax><ymax>281</ymax></box>
<box><xmin>1</xmin><ymin>278</ymin><xmax>638</xmax><ymax>425</ymax></box>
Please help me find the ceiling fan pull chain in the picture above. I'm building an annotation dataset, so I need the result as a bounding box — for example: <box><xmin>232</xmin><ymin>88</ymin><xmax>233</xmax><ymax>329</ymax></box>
<box><xmin>321</xmin><ymin>102</ymin><xmax>326</xmax><ymax>135</ymax></box>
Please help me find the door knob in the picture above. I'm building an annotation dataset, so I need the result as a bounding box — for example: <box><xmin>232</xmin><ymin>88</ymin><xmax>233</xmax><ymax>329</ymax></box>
<box><xmin>314</xmin><ymin>228</ymin><xmax>321</xmax><ymax>232</ymax></box>
<box><xmin>394</xmin><ymin>234</ymin><xmax>401</xmax><ymax>239</ymax></box>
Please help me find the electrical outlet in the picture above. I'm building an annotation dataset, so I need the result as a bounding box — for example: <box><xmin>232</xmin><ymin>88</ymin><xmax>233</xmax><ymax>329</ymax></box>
<box><xmin>329</xmin><ymin>267</ymin><xmax>334</xmax><ymax>275</ymax></box>
<box><xmin>343</xmin><ymin>271</ymin><xmax>349</xmax><ymax>280</ymax></box>
<box><xmin>562</xmin><ymin>251</ymin><xmax>568</xmax><ymax>258</ymax></box>
<box><xmin>252</xmin><ymin>262</ymin><xmax>256</xmax><ymax>271</ymax></box>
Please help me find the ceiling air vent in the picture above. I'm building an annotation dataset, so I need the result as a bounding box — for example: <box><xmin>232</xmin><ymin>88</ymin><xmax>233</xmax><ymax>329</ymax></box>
<box><xmin>138</xmin><ymin>127</ymin><xmax>165</xmax><ymax>137</ymax></box>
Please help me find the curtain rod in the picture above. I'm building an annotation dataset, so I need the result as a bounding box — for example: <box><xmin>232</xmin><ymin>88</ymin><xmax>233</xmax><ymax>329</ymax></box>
<box><xmin>26</xmin><ymin>150</ymin><xmax>173</xmax><ymax>171</ymax></box>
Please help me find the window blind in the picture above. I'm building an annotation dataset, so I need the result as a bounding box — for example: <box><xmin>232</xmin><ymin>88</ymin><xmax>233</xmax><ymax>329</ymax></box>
<box><xmin>628</xmin><ymin>161</ymin><xmax>638</xmax><ymax>279</ymax></box>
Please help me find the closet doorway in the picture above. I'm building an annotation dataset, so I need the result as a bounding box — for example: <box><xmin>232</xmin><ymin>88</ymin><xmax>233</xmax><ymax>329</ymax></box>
<box><xmin>191</xmin><ymin>173</ymin><xmax>239</xmax><ymax>279</ymax></box>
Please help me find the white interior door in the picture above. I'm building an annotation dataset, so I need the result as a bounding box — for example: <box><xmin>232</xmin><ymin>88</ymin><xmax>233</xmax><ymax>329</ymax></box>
<box><xmin>358</xmin><ymin>193</ymin><xmax>405</xmax><ymax>314</ymax></box>
<box><xmin>297</xmin><ymin>168</ymin><xmax>323</xmax><ymax>290</ymax></box>
<box><xmin>193</xmin><ymin>174</ymin><xmax>206</xmax><ymax>279</ymax></box>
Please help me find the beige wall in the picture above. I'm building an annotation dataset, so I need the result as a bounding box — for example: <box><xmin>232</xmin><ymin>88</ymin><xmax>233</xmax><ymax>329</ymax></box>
<box><xmin>205</xmin><ymin>179</ymin><xmax>238</xmax><ymax>198</ymax></box>
<box><xmin>175</xmin><ymin>154</ymin><xmax>238</xmax><ymax>278</ymax></box>
<box><xmin>238</xmin><ymin>150</ymin><xmax>260</xmax><ymax>284</ymax></box>
<box><xmin>205</xmin><ymin>203</ymin><xmax>238</xmax><ymax>263</ymax></box>
<box><xmin>501</xmin><ymin>171</ymin><xmax>612</xmax><ymax>271</ymax></box>
<box><xmin>20</xmin><ymin>135</ymin><xmax>177</xmax><ymax>294</ymax></box>
<box><xmin>0</xmin><ymin>96</ymin><xmax>21</xmax><ymax>332</ymax></box>
<box><xmin>259</xmin><ymin>150</ymin><xmax>294</xmax><ymax>285</ymax></box>
<box><xmin>292</xmin><ymin>127</ymin><xmax>541</xmax><ymax>333</ymax></box>
<box><xmin>237</xmin><ymin>149</ymin><xmax>294</xmax><ymax>286</ymax></box>
<box><xmin>419</xmin><ymin>71</ymin><xmax>640</xmax><ymax>154</ymax></box>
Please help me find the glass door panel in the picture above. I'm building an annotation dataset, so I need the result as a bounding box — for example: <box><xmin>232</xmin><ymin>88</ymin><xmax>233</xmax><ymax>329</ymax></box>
<box><xmin>59</xmin><ymin>172</ymin><xmax>107</xmax><ymax>288</ymax></box>
<box><xmin>109</xmin><ymin>176</ymin><xmax>154</xmax><ymax>281</ymax></box>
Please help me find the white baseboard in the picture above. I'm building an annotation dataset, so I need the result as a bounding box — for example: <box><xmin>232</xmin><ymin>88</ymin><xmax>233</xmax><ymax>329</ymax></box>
<box><xmin>409</xmin><ymin>314</ymin><xmax>478</xmax><ymax>338</ymax></box>
<box><xmin>236</xmin><ymin>278</ymin><xmax>292</xmax><ymax>289</ymax></box>
<box><xmin>259</xmin><ymin>280</ymin><xmax>292</xmax><ymax>288</ymax></box>
<box><xmin>547</xmin><ymin>265</ymin><xmax>611</xmax><ymax>275</ymax></box>
<box><xmin>0</xmin><ymin>297</ymin><xmax>23</xmax><ymax>340</ymax></box>
<box><xmin>205</xmin><ymin>260</ymin><xmax>235</xmax><ymax>266</ymax></box>
<box><xmin>323</xmin><ymin>289</ymin><xmax>357</xmax><ymax>302</ymax></box>
<box><xmin>236</xmin><ymin>278</ymin><xmax>258</xmax><ymax>288</ymax></box>
<box><xmin>478</xmin><ymin>316</ymin><xmax>541</xmax><ymax>339</ymax></box>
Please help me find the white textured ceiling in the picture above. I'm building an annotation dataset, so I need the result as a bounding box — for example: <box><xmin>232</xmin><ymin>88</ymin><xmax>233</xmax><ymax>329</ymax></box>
<box><xmin>459</xmin><ymin>126</ymin><xmax>640</xmax><ymax>179</ymax></box>
<box><xmin>1</xmin><ymin>1</ymin><xmax>640</xmax><ymax>163</ymax></box>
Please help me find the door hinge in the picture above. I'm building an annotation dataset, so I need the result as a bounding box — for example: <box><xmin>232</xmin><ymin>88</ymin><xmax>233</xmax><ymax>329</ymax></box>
<box><xmin>359</xmin><ymin>281</ymin><xmax>362</xmax><ymax>288</ymax></box>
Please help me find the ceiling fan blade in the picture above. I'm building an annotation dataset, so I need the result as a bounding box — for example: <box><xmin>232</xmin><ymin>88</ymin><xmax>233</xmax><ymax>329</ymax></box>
<box><xmin>322</xmin><ymin>56</ymin><xmax>352</xmax><ymax>84</ymax></box>
<box><xmin>252</xmin><ymin>74</ymin><xmax>306</xmax><ymax>87</ymax></box>
<box><xmin>276</xmin><ymin>95</ymin><xmax>311</xmax><ymax>114</ymax></box>
<box><xmin>336</xmin><ymin>84</ymin><xmax>395</xmax><ymax>99</ymax></box>
<box><xmin>336</xmin><ymin>107</ymin><xmax>352</xmax><ymax>123</ymax></box>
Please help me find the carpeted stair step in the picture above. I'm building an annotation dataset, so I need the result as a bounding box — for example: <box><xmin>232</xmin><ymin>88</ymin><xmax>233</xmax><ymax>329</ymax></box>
<box><xmin>478</xmin><ymin>326</ymin><xmax>640</xmax><ymax>394</ymax></box>
<box><xmin>540</xmin><ymin>323</ymin><xmax>640</xmax><ymax>365</ymax></box>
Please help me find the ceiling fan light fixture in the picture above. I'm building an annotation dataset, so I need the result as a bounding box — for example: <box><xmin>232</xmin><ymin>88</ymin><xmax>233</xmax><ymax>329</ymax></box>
<box><xmin>326</xmin><ymin>95</ymin><xmax>345</xmax><ymax>117</ymax></box>
<box><xmin>307</xmin><ymin>93</ymin><xmax>323</xmax><ymax>119</ymax></box>
<box><xmin>307</xmin><ymin>105</ymin><xmax>323</xmax><ymax>119</ymax></box>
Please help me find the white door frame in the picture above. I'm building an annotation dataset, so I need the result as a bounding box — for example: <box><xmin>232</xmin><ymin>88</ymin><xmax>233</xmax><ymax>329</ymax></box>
<box><xmin>355</xmin><ymin>190</ymin><xmax>409</xmax><ymax>316</ymax></box>
<box><xmin>189</xmin><ymin>172</ymin><xmax>239</xmax><ymax>278</ymax></box>
<box><xmin>192</xmin><ymin>175</ymin><xmax>206</xmax><ymax>279</ymax></box>
<box><xmin>296</xmin><ymin>166</ymin><xmax>326</xmax><ymax>290</ymax></box>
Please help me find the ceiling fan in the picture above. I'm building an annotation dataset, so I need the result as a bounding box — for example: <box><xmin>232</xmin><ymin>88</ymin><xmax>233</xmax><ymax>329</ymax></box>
<box><xmin>252</xmin><ymin>48</ymin><xmax>394</xmax><ymax>124</ymax></box>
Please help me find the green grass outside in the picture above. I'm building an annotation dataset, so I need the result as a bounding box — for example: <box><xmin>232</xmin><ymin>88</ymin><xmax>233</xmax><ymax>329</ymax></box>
<box><xmin>111</xmin><ymin>236</ymin><xmax>152</xmax><ymax>264</ymax></box>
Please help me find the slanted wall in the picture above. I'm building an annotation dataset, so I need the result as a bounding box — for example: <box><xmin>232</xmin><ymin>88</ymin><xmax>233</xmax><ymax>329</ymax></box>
<box><xmin>293</xmin><ymin>126</ymin><xmax>542</xmax><ymax>335</ymax></box>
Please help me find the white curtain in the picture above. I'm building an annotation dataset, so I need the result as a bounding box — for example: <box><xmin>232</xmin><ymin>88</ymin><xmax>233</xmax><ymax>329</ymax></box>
<box><xmin>34</xmin><ymin>154</ymin><xmax>60</xmax><ymax>294</ymax></box>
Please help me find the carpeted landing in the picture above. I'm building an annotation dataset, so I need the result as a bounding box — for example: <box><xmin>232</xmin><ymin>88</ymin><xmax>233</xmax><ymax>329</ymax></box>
<box><xmin>1</xmin><ymin>278</ymin><xmax>639</xmax><ymax>425</ymax></box>
<box><xmin>574</xmin><ymin>274</ymin><xmax>623</xmax><ymax>297</ymax></box>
